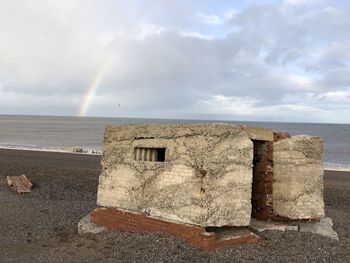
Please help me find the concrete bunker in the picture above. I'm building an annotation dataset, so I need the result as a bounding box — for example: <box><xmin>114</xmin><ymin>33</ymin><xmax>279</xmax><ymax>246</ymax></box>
<box><xmin>89</xmin><ymin>123</ymin><xmax>326</xmax><ymax>249</ymax></box>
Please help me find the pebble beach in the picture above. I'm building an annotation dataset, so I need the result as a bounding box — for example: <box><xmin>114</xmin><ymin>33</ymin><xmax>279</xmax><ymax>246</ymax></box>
<box><xmin>0</xmin><ymin>149</ymin><xmax>349</xmax><ymax>263</ymax></box>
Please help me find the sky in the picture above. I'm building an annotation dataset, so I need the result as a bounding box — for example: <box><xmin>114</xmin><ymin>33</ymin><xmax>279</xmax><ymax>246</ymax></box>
<box><xmin>0</xmin><ymin>0</ymin><xmax>350</xmax><ymax>123</ymax></box>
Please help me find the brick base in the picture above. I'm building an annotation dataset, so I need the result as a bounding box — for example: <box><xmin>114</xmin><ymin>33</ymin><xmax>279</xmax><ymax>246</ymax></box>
<box><xmin>90</xmin><ymin>207</ymin><xmax>260</xmax><ymax>250</ymax></box>
<box><xmin>273</xmin><ymin>131</ymin><xmax>291</xmax><ymax>142</ymax></box>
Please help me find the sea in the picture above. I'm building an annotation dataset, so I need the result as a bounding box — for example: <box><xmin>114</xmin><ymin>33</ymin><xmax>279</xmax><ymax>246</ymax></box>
<box><xmin>0</xmin><ymin>115</ymin><xmax>349</xmax><ymax>171</ymax></box>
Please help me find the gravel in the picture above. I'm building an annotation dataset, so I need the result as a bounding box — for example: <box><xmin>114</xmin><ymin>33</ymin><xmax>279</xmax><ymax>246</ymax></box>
<box><xmin>0</xmin><ymin>149</ymin><xmax>349</xmax><ymax>263</ymax></box>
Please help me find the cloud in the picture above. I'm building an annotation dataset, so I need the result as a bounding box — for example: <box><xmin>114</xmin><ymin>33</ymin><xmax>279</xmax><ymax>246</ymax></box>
<box><xmin>0</xmin><ymin>88</ymin><xmax>79</xmax><ymax>115</ymax></box>
<box><xmin>197</xmin><ymin>12</ymin><xmax>224</xmax><ymax>25</ymax></box>
<box><xmin>317</xmin><ymin>90</ymin><xmax>350</xmax><ymax>102</ymax></box>
<box><xmin>201</xmin><ymin>95</ymin><xmax>261</xmax><ymax>115</ymax></box>
<box><xmin>0</xmin><ymin>0</ymin><xmax>349</xmax><ymax>123</ymax></box>
<box><xmin>178</xmin><ymin>30</ymin><xmax>215</xmax><ymax>40</ymax></box>
<box><xmin>283</xmin><ymin>0</ymin><xmax>324</xmax><ymax>6</ymax></box>
<box><xmin>199</xmin><ymin>94</ymin><xmax>330</xmax><ymax>122</ymax></box>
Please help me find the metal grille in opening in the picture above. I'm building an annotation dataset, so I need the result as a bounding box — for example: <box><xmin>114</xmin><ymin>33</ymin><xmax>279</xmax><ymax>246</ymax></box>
<box><xmin>134</xmin><ymin>147</ymin><xmax>166</xmax><ymax>162</ymax></box>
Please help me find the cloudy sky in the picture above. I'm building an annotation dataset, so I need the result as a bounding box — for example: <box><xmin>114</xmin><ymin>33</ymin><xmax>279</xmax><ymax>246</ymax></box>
<box><xmin>0</xmin><ymin>0</ymin><xmax>349</xmax><ymax>123</ymax></box>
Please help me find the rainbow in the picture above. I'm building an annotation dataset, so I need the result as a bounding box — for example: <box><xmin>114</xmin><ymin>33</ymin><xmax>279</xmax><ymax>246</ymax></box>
<box><xmin>78</xmin><ymin>60</ymin><xmax>112</xmax><ymax>117</ymax></box>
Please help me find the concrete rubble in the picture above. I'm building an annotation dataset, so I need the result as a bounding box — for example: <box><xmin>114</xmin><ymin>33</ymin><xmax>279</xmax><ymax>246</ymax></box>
<box><xmin>78</xmin><ymin>214</ymin><xmax>107</xmax><ymax>235</ymax></box>
<box><xmin>273</xmin><ymin>135</ymin><xmax>325</xmax><ymax>219</ymax></box>
<box><xmin>249</xmin><ymin>219</ymin><xmax>298</xmax><ymax>232</ymax></box>
<box><xmin>298</xmin><ymin>217</ymin><xmax>339</xmax><ymax>240</ymax></box>
<box><xmin>6</xmin><ymin>175</ymin><xmax>33</xmax><ymax>194</ymax></box>
<box><xmin>249</xmin><ymin>218</ymin><xmax>338</xmax><ymax>241</ymax></box>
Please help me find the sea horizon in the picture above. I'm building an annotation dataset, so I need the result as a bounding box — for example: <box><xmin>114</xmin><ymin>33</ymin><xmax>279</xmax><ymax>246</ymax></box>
<box><xmin>1</xmin><ymin>113</ymin><xmax>350</xmax><ymax>125</ymax></box>
<box><xmin>0</xmin><ymin>114</ymin><xmax>349</xmax><ymax>170</ymax></box>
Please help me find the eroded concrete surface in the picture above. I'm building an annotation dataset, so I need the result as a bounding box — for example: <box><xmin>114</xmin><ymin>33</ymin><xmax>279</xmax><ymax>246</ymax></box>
<box><xmin>97</xmin><ymin>123</ymin><xmax>253</xmax><ymax>227</ymax></box>
<box><xmin>273</xmin><ymin>135</ymin><xmax>325</xmax><ymax>219</ymax></box>
<box><xmin>97</xmin><ymin>123</ymin><xmax>327</xmax><ymax>228</ymax></box>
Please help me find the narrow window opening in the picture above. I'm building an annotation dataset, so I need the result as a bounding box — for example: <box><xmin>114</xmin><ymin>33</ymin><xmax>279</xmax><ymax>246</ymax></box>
<box><xmin>251</xmin><ymin>140</ymin><xmax>274</xmax><ymax>220</ymax></box>
<box><xmin>134</xmin><ymin>147</ymin><xmax>166</xmax><ymax>162</ymax></box>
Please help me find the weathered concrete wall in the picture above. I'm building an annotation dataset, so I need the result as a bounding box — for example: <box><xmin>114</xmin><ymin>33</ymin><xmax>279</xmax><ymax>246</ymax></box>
<box><xmin>273</xmin><ymin>135</ymin><xmax>325</xmax><ymax>219</ymax></box>
<box><xmin>97</xmin><ymin>123</ymin><xmax>253</xmax><ymax>227</ymax></box>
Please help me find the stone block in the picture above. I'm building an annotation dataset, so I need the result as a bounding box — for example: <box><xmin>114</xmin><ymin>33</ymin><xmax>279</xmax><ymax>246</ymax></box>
<box><xmin>241</xmin><ymin>125</ymin><xmax>273</xmax><ymax>141</ymax></box>
<box><xmin>273</xmin><ymin>135</ymin><xmax>325</xmax><ymax>219</ymax></box>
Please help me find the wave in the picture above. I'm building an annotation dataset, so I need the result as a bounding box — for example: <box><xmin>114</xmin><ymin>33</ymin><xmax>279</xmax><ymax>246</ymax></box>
<box><xmin>324</xmin><ymin>163</ymin><xmax>350</xmax><ymax>172</ymax></box>
<box><xmin>0</xmin><ymin>144</ymin><xmax>102</xmax><ymax>155</ymax></box>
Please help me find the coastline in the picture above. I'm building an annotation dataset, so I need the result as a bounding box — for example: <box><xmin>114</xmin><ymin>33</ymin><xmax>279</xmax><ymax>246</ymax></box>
<box><xmin>0</xmin><ymin>146</ymin><xmax>348</xmax><ymax>172</ymax></box>
<box><xmin>0</xmin><ymin>145</ymin><xmax>102</xmax><ymax>156</ymax></box>
<box><xmin>323</xmin><ymin>163</ymin><xmax>350</xmax><ymax>172</ymax></box>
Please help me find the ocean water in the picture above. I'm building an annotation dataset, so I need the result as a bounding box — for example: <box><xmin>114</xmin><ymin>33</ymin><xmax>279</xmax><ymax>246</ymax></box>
<box><xmin>0</xmin><ymin>115</ymin><xmax>349</xmax><ymax>169</ymax></box>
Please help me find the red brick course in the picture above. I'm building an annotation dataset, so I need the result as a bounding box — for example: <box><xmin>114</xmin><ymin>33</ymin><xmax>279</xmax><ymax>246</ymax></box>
<box><xmin>90</xmin><ymin>207</ymin><xmax>260</xmax><ymax>250</ymax></box>
<box><xmin>273</xmin><ymin>131</ymin><xmax>291</xmax><ymax>142</ymax></box>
